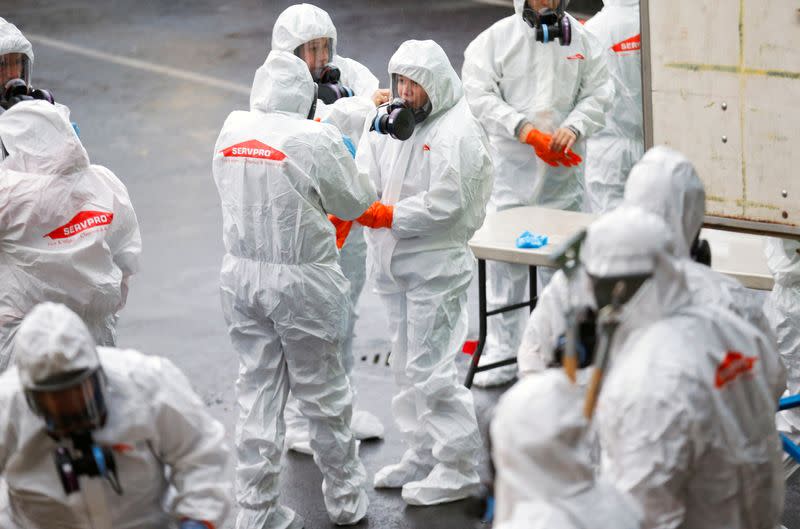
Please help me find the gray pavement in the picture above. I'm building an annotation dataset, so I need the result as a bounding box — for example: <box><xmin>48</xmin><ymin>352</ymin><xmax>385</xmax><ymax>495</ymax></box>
<box><xmin>4</xmin><ymin>1</ymin><xmax>797</xmax><ymax>528</ymax></box>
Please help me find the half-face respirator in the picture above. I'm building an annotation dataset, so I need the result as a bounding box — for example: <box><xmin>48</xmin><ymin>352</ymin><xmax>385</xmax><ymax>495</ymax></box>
<box><xmin>0</xmin><ymin>78</ymin><xmax>54</xmax><ymax>111</ymax></box>
<box><xmin>522</xmin><ymin>0</ymin><xmax>572</xmax><ymax>46</ymax></box>
<box><xmin>25</xmin><ymin>367</ymin><xmax>124</xmax><ymax>496</ymax></box>
<box><xmin>316</xmin><ymin>64</ymin><xmax>354</xmax><ymax>104</ymax></box>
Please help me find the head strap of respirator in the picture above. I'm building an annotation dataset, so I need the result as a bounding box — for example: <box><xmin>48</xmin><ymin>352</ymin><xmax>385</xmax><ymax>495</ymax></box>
<box><xmin>307</xmin><ymin>83</ymin><xmax>318</xmax><ymax>120</ymax></box>
<box><xmin>690</xmin><ymin>232</ymin><xmax>712</xmax><ymax>266</ymax></box>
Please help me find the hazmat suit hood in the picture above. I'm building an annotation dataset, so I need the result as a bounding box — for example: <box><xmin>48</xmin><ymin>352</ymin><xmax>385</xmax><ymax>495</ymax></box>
<box><xmin>0</xmin><ymin>17</ymin><xmax>33</xmax><ymax>79</ymax></box>
<box><xmin>580</xmin><ymin>206</ymin><xmax>690</xmax><ymax>336</ymax></box>
<box><xmin>492</xmin><ymin>369</ymin><xmax>593</xmax><ymax>502</ymax></box>
<box><xmin>0</xmin><ymin>100</ymin><xmax>89</xmax><ymax>175</ymax></box>
<box><xmin>765</xmin><ymin>237</ymin><xmax>800</xmax><ymax>288</ymax></box>
<box><xmin>513</xmin><ymin>0</ymin><xmax>570</xmax><ymax>16</ymax></box>
<box><xmin>250</xmin><ymin>50</ymin><xmax>315</xmax><ymax>119</ymax></box>
<box><xmin>271</xmin><ymin>3</ymin><xmax>338</xmax><ymax>56</ymax></box>
<box><xmin>623</xmin><ymin>146</ymin><xmax>705</xmax><ymax>258</ymax></box>
<box><xmin>388</xmin><ymin>39</ymin><xmax>463</xmax><ymax>119</ymax></box>
<box><xmin>14</xmin><ymin>302</ymin><xmax>99</xmax><ymax>389</ymax></box>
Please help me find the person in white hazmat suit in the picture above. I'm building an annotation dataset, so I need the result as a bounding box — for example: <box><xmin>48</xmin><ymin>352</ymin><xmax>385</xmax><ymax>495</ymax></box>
<box><xmin>462</xmin><ymin>0</ymin><xmax>614</xmax><ymax>387</ymax></box>
<box><xmin>764</xmin><ymin>237</ymin><xmax>800</xmax><ymax>441</ymax></box>
<box><xmin>270</xmin><ymin>2</ymin><xmax>386</xmax><ymax>451</ymax></box>
<box><xmin>0</xmin><ymin>100</ymin><xmax>141</xmax><ymax>373</ymax></box>
<box><xmin>517</xmin><ymin>146</ymin><xmax>773</xmax><ymax>376</ymax></box>
<box><xmin>0</xmin><ymin>302</ymin><xmax>230</xmax><ymax>529</ymax></box>
<box><xmin>355</xmin><ymin>39</ymin><xmax>493</xmax><ymax>506</ymax></box>
<box><xmin>212</xmin><ymin>50</ymin><xmax>372</xmax><ymax>528</ymax></box>
<box><xmin>491</xmin><ymin>369</ymin><xmax>642</xmax><ymax>529</ymax></box>
<box><xmin>583</xmin><ymin>0</ymin><xmax>644</xmax><ymax>213</ymax></box>
<box><xmin>581</xmin><ymin>207</ymin><xmax>785</xmax><ymax>529</ymax></box>
<box><xmin>0</xmin><ymin>17</ymin><xmax>33</xmax><ymax>86</ymax></box>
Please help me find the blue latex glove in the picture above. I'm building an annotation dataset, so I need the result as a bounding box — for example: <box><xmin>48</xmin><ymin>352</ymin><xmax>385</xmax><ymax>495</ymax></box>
<box><xmin>180</xmin><ymin>521</ymin><xmax>209</xmax><ymax>529</ymax></box>
<box><xmin>71</xmin><ymin>122</ymin><xmax>80</xmax><ymax>138</ymax></box>
<box><xmin>516</xmin><ymin>230</ymin><xmax>548</xmax><ymax>249</ymax></box>
<box><xmin>341</xmin><ymin>133</ymin><xmax>356</xmax><ymax>159</ymax></box>
<box><xmin>481</xmin><ymin>495</ymin><xmax>495</xmax><ymax>523</ymax></box>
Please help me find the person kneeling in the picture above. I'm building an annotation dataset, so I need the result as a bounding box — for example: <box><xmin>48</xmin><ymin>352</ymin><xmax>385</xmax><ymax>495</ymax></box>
<box><xmin>0</xmin><ymin>302</ymin><xmax>230</xmax><ymax>529</ymax></box>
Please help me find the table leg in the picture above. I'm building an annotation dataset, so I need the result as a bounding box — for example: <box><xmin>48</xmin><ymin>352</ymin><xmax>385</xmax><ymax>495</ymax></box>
<box><xmin>464</xmin><ymin>261</ymin><xmax>540</xmax><ymax>388</ymax></box>
<box><xmin>465</xmin><ymin>259</ymin><xmax>487</xmax><ymax>388</ymax></box>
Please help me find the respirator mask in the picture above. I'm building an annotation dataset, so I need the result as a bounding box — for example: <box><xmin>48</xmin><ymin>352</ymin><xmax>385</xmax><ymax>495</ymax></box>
<box><xmin>315</xmin><ymin>64</ymin><xmax>354</xmax><ymax>104</ymax></box>
<box><xmin>521</xmin><ymin>0</ymin><xmax>572</xmax><ymax>45</ymax></box>
<box><xmin>371</xmin><ymin>74</ymin><xmax>432</xmax><ymax>141</ymax></box>
<box><xmin>24</xmin><ymin>367</ymin><xmax>123</xmax><ymax>496</ymax></box>
<box><xmin>370</xmin><ymin>98</ymin><xmax>417</xmax><ymax>140</ymax></box>
<box><xmin>0</xmin><ymin>78</ymin><xmax>55</xmax><ymax>111</ymax></box>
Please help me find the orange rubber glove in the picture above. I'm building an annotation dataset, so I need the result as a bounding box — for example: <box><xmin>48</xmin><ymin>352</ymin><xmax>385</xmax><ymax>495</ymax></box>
<box><xmin>328</xmin><ymin>214</ymin><xmax>353</xmax><ymax>249</ymax></box>
<box><xmin>525</xmin><ymin>129</ymin><xmax>582</xmax><ymax>167</ymax></box>
<box><xmin>356</xmin><ymin>201</ymin><xmax>393</xmax><ymax>229</ymax></box>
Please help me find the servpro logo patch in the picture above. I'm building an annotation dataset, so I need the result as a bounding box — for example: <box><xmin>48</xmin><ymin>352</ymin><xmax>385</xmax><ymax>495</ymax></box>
<box><xmin>715</xmin><ymin>351</ymin><xmax>758</xmax><ymax>389</ymax></box>
<box><xmin>44</xmin><ymin>211</ymin><xmax>114</xmax><ymax>240</ymax></box>
<box><xmin>612</xmin><ymin>34</ymin><xmax>641</xmax><ymax>53</ymax></box>
<box><xmin>220</xmin><ymin>139</ymin><xmax>286</xmax><ymax>161</ymax></box>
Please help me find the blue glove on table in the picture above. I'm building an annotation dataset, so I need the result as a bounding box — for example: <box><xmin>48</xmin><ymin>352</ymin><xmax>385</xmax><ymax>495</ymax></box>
<box><xmin>180</xmin><ymin>520</ymin><xmax>210</xmax><ymax>529</ymax></box>
<box><xmin>516</xmin><ymin>230</ymin><xmax>548</xmax><ymax>249</ymax></box>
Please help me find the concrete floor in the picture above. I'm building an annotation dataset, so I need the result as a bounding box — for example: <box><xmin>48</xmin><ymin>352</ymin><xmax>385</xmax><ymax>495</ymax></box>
<box><xmin>4</xmin><ymin>1</ymin><xmax>798</xmax><ymax>528</ymax></box>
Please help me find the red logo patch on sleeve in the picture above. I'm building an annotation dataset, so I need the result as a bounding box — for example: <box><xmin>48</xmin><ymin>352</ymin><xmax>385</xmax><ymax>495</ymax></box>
<box><xmin>423</xmin><ymin>144</ymin><xmax>431</xmax><ymax>151</ymax></box>
<box><xmin>111</xmin><ymin>443</ymin><xmax>134</xmax><ymax>453</ymax></box>
<box><xmin>567</xmin><ymin>53</ymin><xmax>585</xmax><ymax>60</ymax></box>
<box><xmin>220</xmin><ymin>140</ymin><xmax>286</xmax><ymax>161</ymax></box>
<box><xmin>44</xmin><ymin>211</ymin><xmax>114</xmax><ymax>240</ymax></box>
<box><xmin>715</xmin><ymin>351</ymin><xmax>758</xmax><ymax>388</ymax></box>
<box><xmin>611</xmin><ymin>34</ymin><xmax>641</xmax><ymax>53</ymax></box>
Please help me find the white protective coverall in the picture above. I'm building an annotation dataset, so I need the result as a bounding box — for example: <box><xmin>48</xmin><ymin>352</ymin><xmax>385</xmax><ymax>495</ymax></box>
<box><xmin>357</xmin><ymin>39</ymin><xmax>493</xmax><ymax>505</ymax></box>
<box><xmin>582</xmin><ymin>207</ymin><xmax>785</xmax><ymax>529</ymax></box>
<box><xmin>583</xmin><ymin>0</ymin><xmax>644</xmax><ymax>213</ymax></box>
<box><xmin>270</xmin><ymin>2</ymin><xmax>384</xmax><ymax>447</ymax></box>
<box><xmin>765</xmin><ymin>237</ymin><xmax>800</xmax><ymax>439</ymax></box>
<box><xmin>0</xmin><ymin>17</ymin><xmax>33</xmax><ymax>83</ymax></box>
<box><xmin>462</xmin><ymin>0</ymin><xmax>614</xmax><ymax>386</ymax></box>
<box><xmin>517</xmin><ymin>146</ymin><xmax>773</xmax><ymax>375</ymax></box>
<box><xmin>0</xmin><ymin>302</ymin><xmax>230</xmax><ymax>529</ymax></box>
<box><xmin>0</xmin><ymin>101</ymin><xmax>141</xmax><ymax>372</ymax></box>
<box><xmin>212</xmin><ymin>50</ymin><xmax>372</xmax><ymax>528</ymax></box>
<box><xmin>491</xmin><ymin>369</ymin><xmax>642</xmax><ymax>529</ymax></box>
